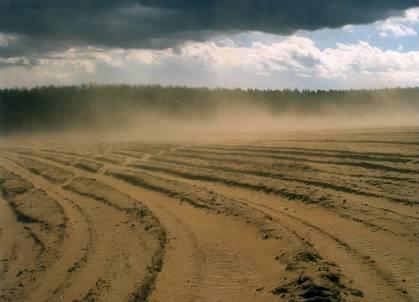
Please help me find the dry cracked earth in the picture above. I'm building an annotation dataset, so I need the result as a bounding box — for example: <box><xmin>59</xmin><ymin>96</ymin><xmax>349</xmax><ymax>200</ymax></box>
<box><xmin>0</xmin><ymin>129</ymin><xmax>418</xmax><ymax>301</ymax></box>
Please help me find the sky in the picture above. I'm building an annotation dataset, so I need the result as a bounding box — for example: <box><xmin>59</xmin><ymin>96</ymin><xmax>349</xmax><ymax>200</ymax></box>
<box><xmin>0</xmin><ymin>1</ymin><xmax>418</xmax><ymax>89</ymax></box>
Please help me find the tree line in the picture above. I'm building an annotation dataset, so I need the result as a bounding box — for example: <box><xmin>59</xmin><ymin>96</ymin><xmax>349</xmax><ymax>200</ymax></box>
<box><xmin>0</xmin><ymin>85</ymin><xmax>418</xmax><ymax>133</ymax></box>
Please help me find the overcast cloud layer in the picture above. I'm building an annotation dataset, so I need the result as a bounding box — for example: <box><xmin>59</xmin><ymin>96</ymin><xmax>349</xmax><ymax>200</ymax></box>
<box><xmin>1</xmin><ymin>1</ymin><xmax>417</xmax><ymax>56</ymax></box>
<box><xmin>0</xmin><ymin>1</ymin><xmax>418</xmax><ymax>88</ymax></box>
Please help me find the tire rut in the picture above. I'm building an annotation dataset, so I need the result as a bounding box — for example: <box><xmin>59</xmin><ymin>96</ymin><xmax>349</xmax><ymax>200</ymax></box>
<box><xmin>1</xmin><ymin>157</ymin><xmax>164</xmax><ymax>302</ymax></box>
<box><xmin>0</xmin><ymin>160</ymin><xmax>93</xmax><ymax>302</ymax></box>
<box><xmin>121</xmin><ymin>166</ymin><xmax>417</xmax><ymax>302</ymax></box>
<box><xmin>209</xmin><ymin>185</ymin><xmax>418</xmax><ymax>302</ymax></box>
<box><xmin>4</xmin><ymin>147</ymin><xmax>417</xmax><ymax>302</ymax></box>
<box><xmin>10</xmin><ymin>152</ymin><xmax>297</xmax><ymax>301</ymax></box>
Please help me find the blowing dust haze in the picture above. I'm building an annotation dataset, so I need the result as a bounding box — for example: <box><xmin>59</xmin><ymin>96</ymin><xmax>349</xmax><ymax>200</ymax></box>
<box><xmin>1</xmin><ymin>86</ymin><xmax>418</xmax><ymax>143</ymax></box>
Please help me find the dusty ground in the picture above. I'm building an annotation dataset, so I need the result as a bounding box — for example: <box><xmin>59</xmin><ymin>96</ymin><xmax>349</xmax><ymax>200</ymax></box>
<box><xmin>0</xmin><ymin>128</ymin><xmax>418</xmax><ymax>301</ymax></box>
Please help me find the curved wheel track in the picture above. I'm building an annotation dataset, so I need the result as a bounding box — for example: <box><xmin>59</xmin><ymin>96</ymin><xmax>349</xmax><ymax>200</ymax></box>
<box><xmin>1</xmin><ymin>130</ymin><xmax>418</xmax><ymax>302</ymax></box>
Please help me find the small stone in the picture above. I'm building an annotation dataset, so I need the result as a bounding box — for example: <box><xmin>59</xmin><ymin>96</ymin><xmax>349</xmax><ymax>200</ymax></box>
<box><xmin>350</xmin><ymin>289</ymin><xmax>364</xmax><ymax>297</ymax></box>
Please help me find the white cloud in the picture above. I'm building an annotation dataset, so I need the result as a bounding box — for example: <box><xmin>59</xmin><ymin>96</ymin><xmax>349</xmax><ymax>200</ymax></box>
<box><xmin>122</xmin><ymin>37</ymin><xmax>419</xmax><ymax>84</ymax></box>
<box><xmin>136</xmin><ymin>37</ymin><xmax>320</xmax><ymax>76</ymax></box>
<box><xmin>2</xmin><ymin>35</ymin><xmax>419</xmax><ymax>88</ymax></box>
<box><xmin>404</xmin><ymin>7</ymin><xmax>419</xmax><ymax>23</ymax></box>
<box><xmin>377</xmin><ymin>7</ymin><xmax>419</xmax><ymax>37</ymax></box>
<box><xmin>126</xmin><ymin>48</ymin><xmax>174</xmax><ymax>64</ymax></box>
<box><xmin>378</xmin><ymin>20</ymin><xmax>417</xmax><ymax>37</ymax></box>
<box><xmin>316</xmin><ymin>41</ymin><xmax>419</xmax><ymax>82</ymax></box>
<box><xmin>342</xmin><ymin>25</ymin><xmax>354</xmax><ymax>33</ymax></box>
<box><xmin>0</xmin><ymin>33</ymin><xmax>19</xmax><ymax>48</ymax></box>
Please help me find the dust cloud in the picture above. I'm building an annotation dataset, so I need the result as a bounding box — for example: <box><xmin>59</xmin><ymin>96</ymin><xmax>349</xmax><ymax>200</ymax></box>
<box><xmin>0</xmin><ymin>86</ymin><xmax>418</xmax><ymax>145</ymax></box>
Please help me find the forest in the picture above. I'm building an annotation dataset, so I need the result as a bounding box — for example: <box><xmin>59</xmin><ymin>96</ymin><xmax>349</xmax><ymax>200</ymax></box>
<box><xmin>0</xmin><ymin>85</ymin><xmax>418</xmax><ymax>134</ymax></box>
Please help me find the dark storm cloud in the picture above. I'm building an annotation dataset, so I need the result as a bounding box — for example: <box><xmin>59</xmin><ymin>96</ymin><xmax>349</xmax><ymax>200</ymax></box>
<box><xmin>0</xmin><ymin>0</ymin><xmax>417</xmax><ymax>58</ymax></box>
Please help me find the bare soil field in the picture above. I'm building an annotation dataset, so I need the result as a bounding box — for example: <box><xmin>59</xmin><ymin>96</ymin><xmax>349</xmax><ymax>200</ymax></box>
<box><xmin>0</xmin><ymin>128</ymin><xmax>418</xmax><ymax>301</ymax></box>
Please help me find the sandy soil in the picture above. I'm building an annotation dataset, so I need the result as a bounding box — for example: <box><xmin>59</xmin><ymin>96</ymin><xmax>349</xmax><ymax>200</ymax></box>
<box><xmin>0</xmin><ymin>128</ymin><xmax>418</xmax><ymax>301</ymax></box>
